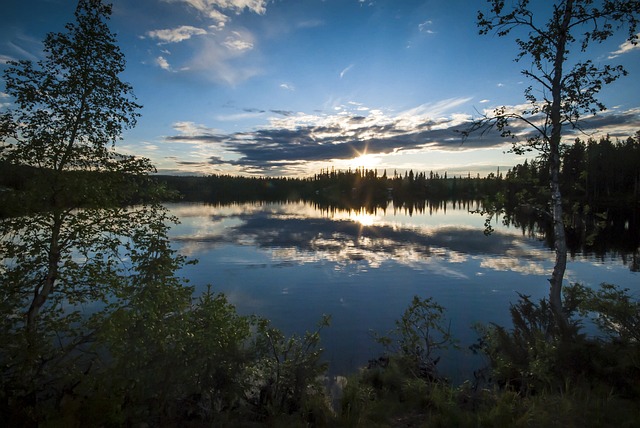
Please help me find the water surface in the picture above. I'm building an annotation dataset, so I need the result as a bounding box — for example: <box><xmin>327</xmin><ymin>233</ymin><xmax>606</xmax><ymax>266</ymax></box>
<box><xmin>168</xmin><ymin>201</ymin><xmax>639</xmax><ymax>382</ymax></box>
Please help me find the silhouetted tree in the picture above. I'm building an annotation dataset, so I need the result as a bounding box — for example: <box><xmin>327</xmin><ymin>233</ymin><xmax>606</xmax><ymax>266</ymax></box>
<box><xmin>472</xmin><ymin>0</ymin><xmax>640</xmax><ymax>334</ymax></box>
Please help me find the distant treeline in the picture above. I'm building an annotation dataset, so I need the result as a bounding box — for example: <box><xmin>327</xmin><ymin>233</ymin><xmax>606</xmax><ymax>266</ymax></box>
<box><xmin>2</xmin><ymin>133</ymin><xmax>639</xmax><ymax>215</ymax></box>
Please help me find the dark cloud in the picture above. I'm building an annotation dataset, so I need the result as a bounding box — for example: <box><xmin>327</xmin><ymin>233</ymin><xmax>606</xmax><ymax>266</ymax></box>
<box><xmin>176</xmin><ymin>161</ymin><xmax>206</xmax><ymax>166</ymax></box>
<box><xmin>166</xmin><ymin>108</ymin><xmax>640</xmax><ymax>173</ymax></box>
<box><xmin>270</xmin><ymin>109</ymin><xmax>294</xmax><ymax>116</ymax></box>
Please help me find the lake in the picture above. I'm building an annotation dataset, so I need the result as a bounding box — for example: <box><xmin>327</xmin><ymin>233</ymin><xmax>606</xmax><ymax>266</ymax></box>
<box><xmin>167</xmin><ymin>201</ymin><xmax>639</xmax><ymax>384</ymax></box>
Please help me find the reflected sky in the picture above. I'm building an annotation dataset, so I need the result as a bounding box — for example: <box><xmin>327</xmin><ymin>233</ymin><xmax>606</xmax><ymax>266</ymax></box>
<box><xmin>167</xmin><ymin>201</ymin><xmax>639</xmax><ymax>382</ymax></box>
<box><xmin>170</xmin><ymin>201</ymin><xmax>552</xmax><ymax>278</ymax></box>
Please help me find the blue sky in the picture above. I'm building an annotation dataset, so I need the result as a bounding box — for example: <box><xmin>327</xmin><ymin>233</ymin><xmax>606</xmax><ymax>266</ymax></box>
<box><xmin>2</xmin><ymin>0</ymin><xmax>639</xmax><ymax>176</ymax></box>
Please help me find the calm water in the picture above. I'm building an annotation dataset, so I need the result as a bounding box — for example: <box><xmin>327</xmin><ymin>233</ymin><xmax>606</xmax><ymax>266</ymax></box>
<box><xmin>167</xmin><ymin>201</ymin><xmax>639</xmax><ymax>383</ymax></box>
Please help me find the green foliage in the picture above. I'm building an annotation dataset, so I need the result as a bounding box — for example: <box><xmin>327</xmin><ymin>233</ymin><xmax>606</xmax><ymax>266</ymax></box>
<box><xmin>76</xmin><ymin>286</ymin><xmax>257</xmax><ymax>426</ymax></box>
<box><xmin>375</xmin><ymin>295</ymin><xmax>457</xmax><ymax>381</ymax></box>
<box><xmin>339</xmin><ymin>296</ymin><xmax>458</xmax><ymax>426</ymax></box>
<box><xmin>473</xmin><ymin>284</ymin><xmax>640</xmax><ymax>399</ymax></box>
<box><xmin>576</xmin><ymin>283</ymin><xmax>640</xmax><ymax>343</ymax></box>
<box><xmin>249</xmin><ymin>314</ymin><xmax>333</xmax><ymax>423</ymax></box>
<box><xmin>472</xmin><ymin>292</ymin><xmax>585</xmax><ymax>394</ymax></box>
<box><xmin>340</xmin><ymin>290</ymin><xmax>640</xmax><ymax>427</ymax></box>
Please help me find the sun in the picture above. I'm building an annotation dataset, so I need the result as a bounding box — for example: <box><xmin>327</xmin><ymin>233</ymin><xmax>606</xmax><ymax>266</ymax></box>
<box><xmin>348</xmin><ymin>153</ymin><xmax>381</xmax><ymax>170</ymax></box>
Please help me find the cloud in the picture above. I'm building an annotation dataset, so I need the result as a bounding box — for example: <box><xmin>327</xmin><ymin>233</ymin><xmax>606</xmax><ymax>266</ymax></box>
<box><xmin>183</xmin><ymin>37</ymin><xmax>261</xmax><ymax>85</ymax></box>
<box><xmin>608</xmin><ymin>33</ymin><xmax>640</xmax><ymax>59</ymax></box>
<box><xmin>164</xmin><ymin>0</ymin><xmax>268</xmax><ymax>26</ymax></box>
<box><xmin>270</xmin><ymin>109</ymin><xmax>294</xmax><ymax>116</ymax></box>
<box><xmin>280</xmin><ymin>83</ymin><xmax>295</xmax><ymax>91</ymax></box>
<box><xmin>340</xmin><ymin>64</ymin><xmax>354</xmax><ymax>79</ymax></box>
<box><xmin>155</xmin><ymin>56</ymin><xmax>172</xmax><ymax>70</ymax></box>
<box><xmin>165</xmin><ymin>98</ymin><xmax>485</xmax><ymax>172</ymax></box>
<box><xmin>222</xmin><ymin>30</ymin><xmax>254</xmax><ymax>51</ymax></box>
<box><xmin>0</xmin><ymin>54</ymin><xmax>16</xmax><ymax>64</ymax></box>
<box><xmin>296</xmin><ymin>19</ymin><xmax>324</xmax><ymax>29</ymax></box>
<box><xmin>418</xmin><ymin>20</ymin><xmax>435</xmax><ymax>34</ymax></box>
<box><xmin>479</xmin><ymin>99</ymin><xmax>490</xmax><ymax>104</ymax></box>
<box><xmin>0</xmin><ymin>92</ymin><xmax>10</xmax><ymax>108</ymax></box>
<box><xmin>146</xmin><ymin>25</ymin><xmax>208</xmax><ymax>44</ymax></box>
<box><xmin>163</xmin><ymin>99</ymin><xmax>640</xmax><ymax>175</ymax></box>
<box><xmin>147</xmin><ymin>0</ymin><xmax>266</xmax><ymax>84</ymax></box>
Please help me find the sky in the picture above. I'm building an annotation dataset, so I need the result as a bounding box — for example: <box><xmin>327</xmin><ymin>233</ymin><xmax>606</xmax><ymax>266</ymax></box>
<box><xmin>1</xmin><ymin>0</ymin><xmax>640</xmax><ymax>177</ymax></box>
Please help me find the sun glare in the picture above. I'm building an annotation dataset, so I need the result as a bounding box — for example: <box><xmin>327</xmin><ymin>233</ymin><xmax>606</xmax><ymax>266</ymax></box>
<box><xmin>350</xmin><ymin>212</ymin><xmax>378</xmax><ymax>227</ymax></box>
<box><xmin>348</xmin><ymin>153</ymin><xmax>381</xmax><ymax>170</ymax></box>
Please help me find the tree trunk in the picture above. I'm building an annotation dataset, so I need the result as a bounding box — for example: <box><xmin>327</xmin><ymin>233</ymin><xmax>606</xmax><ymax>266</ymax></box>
<box><xmin>26</xmin><ymin>212</ymin><xmax>62</xmax><ymax>336</ymax></box>
<box><xmin>547</xmin><ymin>0</ymin><xmax>574</xmax><ymax>336</ymax></box>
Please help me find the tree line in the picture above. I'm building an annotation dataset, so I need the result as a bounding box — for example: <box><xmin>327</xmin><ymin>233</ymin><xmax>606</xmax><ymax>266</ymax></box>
<box><xmin>154</xmin><ymin>133</ymin><xmax>639</xmax><ymax>212</ymax></box>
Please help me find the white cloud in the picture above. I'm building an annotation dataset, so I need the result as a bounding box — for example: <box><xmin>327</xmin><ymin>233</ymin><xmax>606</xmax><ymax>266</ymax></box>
<box><xmin>479</xmin><ymin>99</ymin><xmax>490</xmax><ymax>104</ymax></box>
<box><xmin>608</xmin><ymin>33</ymin><xmax>640</xmax><ymax>59</ymax></box>
<box><xmin>155</xmin><ymin>56</ymin><xmax>172</xmax><ymax>70</ymax></box>
<box><xmin>280</xmin><ymin>83</ymin><xmax>295</xmax><ymax>91</ymax></box>
<box><xmin>186</xmin><ymin>38</ymin><xmax>261</xmax><ymax>85</ymax></box>
<box><xmin>216</xmin><ymin>111</ymin><xmax>264</xmax><ymax>121</ymax></box>
<box><xmin>222</xmin><ymin>31</ymin><xmax>254</xmax><ymax>51</ymax></box>
<box><xmin>165</xmin><ymin>0</ymin><xmax>268</xmax><ymax>20</ymax></box>
<box><xmin>172</xmin><ymin>121</ymin><xmax>223</xmax><ymax>137</ymax></box>
<box><xmin>340</xmin><ymin>64</ymin><xmax>354</xmax><ymax>79</ymax></box>
<box><xmin>418</xmin><ymin>20</ymin><xmax>435</xmax><ymax>34</ymax></box>
<box><xmin>296</xmin><ymin>19</ymin><xmax>324</xmax><ymax>29</ymax></box>
<box><xmin>147</xmin><ymin>25</ymin><xmax>208</xmax><ymax>44</ymax></box>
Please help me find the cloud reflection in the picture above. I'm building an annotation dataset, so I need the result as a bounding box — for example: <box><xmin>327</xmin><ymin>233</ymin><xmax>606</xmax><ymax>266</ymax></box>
<box><xmin>169</xmin><ymin>202</ymin><xmax>551</xmax><ymax>278</ymax></box>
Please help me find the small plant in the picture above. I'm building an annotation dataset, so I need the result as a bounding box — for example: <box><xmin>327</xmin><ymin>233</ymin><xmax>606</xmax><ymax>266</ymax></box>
<box><xmin>376</xmin><ymin>295</ymin><xmax>457</xmax><ymax>381</ymax></box>
<box><xmin>249</xmin><ymin>314</ymin><xmax>332</xmax><ymax>422</ymax></box>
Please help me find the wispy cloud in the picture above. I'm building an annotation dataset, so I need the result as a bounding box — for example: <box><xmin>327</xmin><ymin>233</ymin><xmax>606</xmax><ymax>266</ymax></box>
<box><xmin>340</xmin><ymin>64</ymin><xmax>354</xmax><ymax>79</ymax></box>
<box><xmin>147</xmin><ymin>0</ymin><xmax>267</xmax><ymax>84</ymax></box>
<box><xmin>163</xmin><ymin>0</ymin><xmax>268</xmax><ymax>21</ymax></box>
<box><xmin>146</xmin><ymin>25</ymin><xmax>207</xmax><ymax>44</ymax></box>
<box><xmin>0</xmin><ymin>54</ymin><xmax>15</xmax><ymax>64</ymax></box>
<box><xmin>296</xmin><ymin>19</ymin><xmax>324</xmax><ymax>29</ymax></box>
<box><xmin>222</xmin><ymin>30</ymin><xmax>254</xmax><ymax>52</ymax></box>
<box><xmin>184</xmin><ymin>37</ymin><xmax>260</xmax><ymax>84</ymax></box>
<box><xmin>418</xmin><ymin>20</ymin><xmax>435</xmax><ymax>34</ymax></box>
<box><xmin>280</xmin><ymin>83</ymin><xmax>295</xmax><ymax>91</ymax></box>
<box><xmin>608</xmin><ymin>33</ymin><xmax>640</xmax><ymax>59</ymax></box>
<box><xmin>0</xmin><ymin>91</ymin><xmax>10</xmax><ymax>108</ymax></box>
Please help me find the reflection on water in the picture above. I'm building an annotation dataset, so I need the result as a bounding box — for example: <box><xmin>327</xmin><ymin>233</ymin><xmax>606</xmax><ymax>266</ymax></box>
<box><xmin>168</xmin><ymin>201</ymin><xmax>639</xmax><ymax>382</ymax></box>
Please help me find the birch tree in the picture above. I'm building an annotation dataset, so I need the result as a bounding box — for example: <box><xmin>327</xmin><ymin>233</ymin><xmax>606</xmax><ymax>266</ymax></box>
<box><xmin>0</xmin><ymin>0</ymin><xmax>185</xmax><ymax>414</ymax></box>
<box><xmin>472</xmin><ymin>0</ymin><xmax>639</xmax><ymax>334</ymax></box>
